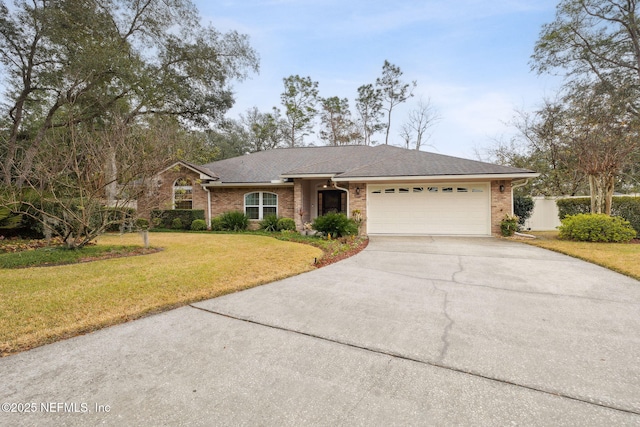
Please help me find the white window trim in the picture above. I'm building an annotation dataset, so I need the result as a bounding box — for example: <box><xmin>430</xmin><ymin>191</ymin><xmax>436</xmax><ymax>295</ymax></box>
<box><xmin>244</xmin><ymin>191</ymin><xmax>278</xmax><ymax>220</ymax></box>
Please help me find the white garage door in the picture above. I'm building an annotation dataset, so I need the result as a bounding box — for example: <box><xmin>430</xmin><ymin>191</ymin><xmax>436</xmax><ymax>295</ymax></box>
<box><xmin>367</xmin><ymin>183</ymin><xmax>490</xmax><ymax>235</ymax></box>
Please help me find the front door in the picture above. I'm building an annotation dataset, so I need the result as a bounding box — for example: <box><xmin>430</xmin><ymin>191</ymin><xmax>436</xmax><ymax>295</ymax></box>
<box><xmin>318</xmin><ymin>190</ymin><xmax>346</xmax><ymax>216</ymax></box>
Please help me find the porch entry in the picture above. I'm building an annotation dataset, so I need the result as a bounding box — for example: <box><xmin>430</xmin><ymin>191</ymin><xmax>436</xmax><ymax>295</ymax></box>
<box><xmin>318</xmin><ymin>190</ymin><xmax>347</xmax><ymax>216</ymax></box>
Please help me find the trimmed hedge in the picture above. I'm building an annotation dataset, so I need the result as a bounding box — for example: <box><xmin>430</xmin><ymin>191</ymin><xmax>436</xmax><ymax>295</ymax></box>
<box><xmin>190</xmin><ymin>219</ymin><xmax>208</xmax><ymax>231</ymax></box>
<box><xmin>556</xmin><ymin>197</ymin><xmax>592</xmax><ymax>218</ymax></box>
<box><xmin>558</xmin><ymin>213</ymin><xmax>637</xmax><ymax>243</ymax></box>
<box><xmin>557</xmin><ymin>197</ymin><xmax>640</xmax><ymax>232</ymax></box>
<box><xmin>151</xmin><ymin>209</ymin><xmax>205</xmax><ymax>230</ymax></box>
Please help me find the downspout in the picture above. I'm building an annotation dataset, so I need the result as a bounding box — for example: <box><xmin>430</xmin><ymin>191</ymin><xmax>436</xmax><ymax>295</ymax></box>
<box><xmin>510</xmin><ymin>179</ymin><xmax>529</xmax><ymax>215</ymax></box>
<box><xmin>510</xmin><ymin>179</ymin><xmax>537</xmax><ymax>239</ymax></box>
<box><xmin>333</xmin><ymin>181</ymin><xmax>350</xmax><ymax>217</ymax></box>
<box><xmin>202</xmin><ymin>184</ymin><xmax>212</xmax><ymax>229</ymax></box>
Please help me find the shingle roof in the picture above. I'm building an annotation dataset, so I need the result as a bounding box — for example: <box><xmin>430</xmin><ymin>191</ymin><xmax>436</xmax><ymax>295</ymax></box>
<box><xmin>200</xmin><ymin>145</ymin><xmax>535</xmax><ymax>184</ymax></box>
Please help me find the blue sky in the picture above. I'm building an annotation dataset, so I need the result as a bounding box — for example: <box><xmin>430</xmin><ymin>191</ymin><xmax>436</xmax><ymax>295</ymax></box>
<box><xmin>196</xmin><ymin>0</ymin><xmax>562</xmax><ymax>159</ymax></box>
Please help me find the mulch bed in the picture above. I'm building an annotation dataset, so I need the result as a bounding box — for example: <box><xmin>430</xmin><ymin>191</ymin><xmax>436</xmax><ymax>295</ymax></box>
<box><xmin>314</xmin><ymin>238</ymin><xmax>369</xmax><ymax>268</ymax></box>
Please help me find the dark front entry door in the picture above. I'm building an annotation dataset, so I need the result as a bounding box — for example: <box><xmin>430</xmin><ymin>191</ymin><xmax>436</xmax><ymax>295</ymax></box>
<box><xmin>318</xmin><ymin>190</ymin><xmax>346</xmax><ymax>215</ymax></box>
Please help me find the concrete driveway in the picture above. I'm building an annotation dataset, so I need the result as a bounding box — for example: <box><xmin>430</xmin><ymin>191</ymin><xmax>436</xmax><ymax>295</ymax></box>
<box><xmin>1</xmin><ymin>236</ymin><xmax>639</xmax><ymax>426</ymax></box>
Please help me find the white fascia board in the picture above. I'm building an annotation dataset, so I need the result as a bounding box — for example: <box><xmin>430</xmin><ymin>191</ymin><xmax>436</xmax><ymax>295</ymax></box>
<box><xmin>332</xmin><ymin>173</ymin><xmax>540</xmax><ymax>182</ymax></box>
<box><xmin>204</xmin><ymin>182</ymin><xmax>294</xmax><ymax>188</ymax></box>
<box><xmin>280</xmin><ymin>173</ymin><xmax>335</xmax><ymax>179</ymax></box>
<box><xmin>158</xmin><ymin>161</ymin><xmax>218</xmax><ymax>181</ymax></box>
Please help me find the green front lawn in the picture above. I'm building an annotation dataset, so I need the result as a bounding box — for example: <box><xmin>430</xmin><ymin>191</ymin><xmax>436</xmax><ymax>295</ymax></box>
<box><xmin>0</xmin><ymin>233</ymin><xmax>323</xmax><ymax>356</ymax></box>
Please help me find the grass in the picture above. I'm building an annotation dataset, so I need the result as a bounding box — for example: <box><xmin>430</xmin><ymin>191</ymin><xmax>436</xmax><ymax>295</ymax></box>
<box><xmin>0</xmin><ymin>233</ymin><xmax>322</xmax><ymax>356</ymax></box>
<box><xmin>0</xmin><ymin>244</ymin><xmax>154</xmax><ymax>268</ymax></box>
<box><xmin>522</xmin><ymin>231</ymin><xmax>640</xmax><ymax>281</ymax></box>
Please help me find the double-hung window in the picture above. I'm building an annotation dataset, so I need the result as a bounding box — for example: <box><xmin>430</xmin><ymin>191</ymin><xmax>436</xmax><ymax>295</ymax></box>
<box><xmin>174</xmin><ymin>178</ymin><xmax>193</xmax><ymax>209</ymax></box>
<box><xmin>245</xmin><ymin>192</ymin><xmax>278</xmax><ymax>219</ymax></box>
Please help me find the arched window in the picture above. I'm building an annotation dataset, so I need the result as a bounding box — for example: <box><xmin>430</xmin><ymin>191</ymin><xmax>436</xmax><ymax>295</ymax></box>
<box><xmin>245</xmin><ymin>192</ymin><xmax>277</xmax><ymax>219</ymax></box>
<box><xmin>174</xmin><ymin>177</ymin><xmax>193</xmax><ymax>209</ymax></box>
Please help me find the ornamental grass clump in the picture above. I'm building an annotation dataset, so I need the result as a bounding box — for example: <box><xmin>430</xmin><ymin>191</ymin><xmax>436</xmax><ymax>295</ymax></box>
<box><xmin>219</xmin><ymin>211</ymin><xmax>249</xmax><ymax>231</ymax></box>
<box><xmin>312</xmin><ymin>213</ymin><xmax>358</xmax><ymax>238</ymax></box>
<box><xmin>558</xmin><ymin>213</ymin><xmax>636</xmax><ymax>243</ymax></box>
<box><xmin>259</xmin><ymin>214</ymin><xmax>279</xmax><ymax>232</ymax></box>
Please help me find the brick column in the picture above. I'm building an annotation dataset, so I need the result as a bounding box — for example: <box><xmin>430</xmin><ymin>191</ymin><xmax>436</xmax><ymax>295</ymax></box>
<box><xmin>349</xmin><ymin>182</ymin><xmax>367</xmax><ymax>235</ymax></box>
<box><xmin>293</xmin><ymin>179</ymin><xmax>304</xmax><ymax>231</ymax></box>
<box><xmin>491</xmin><ymin>180</ymin><xmax>512</xmax><ymax>235</ymax></box>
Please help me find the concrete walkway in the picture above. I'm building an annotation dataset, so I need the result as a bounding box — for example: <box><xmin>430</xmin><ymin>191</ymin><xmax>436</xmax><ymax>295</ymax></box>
<box><xmin>1</xmin><ymin>236</ymin><xmax>639</xmax><ymax>426</ymax></box>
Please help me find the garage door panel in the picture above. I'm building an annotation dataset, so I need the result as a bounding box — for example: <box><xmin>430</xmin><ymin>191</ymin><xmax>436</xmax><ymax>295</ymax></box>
<box><xmin>367</xmin><ymin>183</ymin><xmax>490</xmax><ymax>235</ymax></box>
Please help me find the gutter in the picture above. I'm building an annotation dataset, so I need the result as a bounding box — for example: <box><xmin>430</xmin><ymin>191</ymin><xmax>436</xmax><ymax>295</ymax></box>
<box><xmin>332</xmin><ymin>173</ymin><xmax>540</xmax><ymax>182</ymax></box>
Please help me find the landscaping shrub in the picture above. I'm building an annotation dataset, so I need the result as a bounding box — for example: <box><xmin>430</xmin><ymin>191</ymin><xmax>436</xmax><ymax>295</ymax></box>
<box><xmin>150</xmin><ymin>209</ymin><xmax>205</xmax><ymax>230</ymax></box>
<box><xmin>171</xmin><ymin>217</ymin><xmax>183</xmax><ymax>229</ymax></box>
<box><xmin>613</xmin><ymin>197</ymin><xmax>640</xmax><ymax>233</ymax></box>
<box><xmin>513</xmin><ymin>195</ymin><xmax>534</xmax><ymax>226</ymax></box>
<box><xmin>557</xmin><ymin>197</ymin><xmax>640</xmax><ymax>233</ymax></box>
<box><xmin>219</xmin><ymin>211</ymin><xmax>249</xmax><ymax>231</ymax></box>
<box><xmin>259</xmin><ymin>214</ymin><xmax>279</xmax><ymax>232</ymax></box>
<box><xmin>134</xmin><ymin>218</ymin><xmax>149</xmax><ymax>230</ymax></box>
<box><xmin>277</xmin><ymin>217</ymin><xmax>296</xmax><ymax>231</ymax></box>
<box><xmin>558</xmin><ymin>213</ymin><xmax>636</xmax><ymax>243</ymax></box>
<box><xmin>500</xmin><ymin>213</ymin><xmax>519</xmax><ymax>237</ymax></box>
<box><xmin>210</xmin><ymin>216</ymin><xmax>224</xmax><ymax>231</ymax></box>
<box><xmin>312</xmin><ymin>212</ymin><xmax>358</xmax><ymax>238</ymax></box>
<box><xmin>103</xmin><ymin>208</ymin><xmax>136</xmax><ymax>232</ymax></box>
<box><xmin>190</xmin><ymin>219</ymin><xmax>208</xmax><ymax>231</ymax></box>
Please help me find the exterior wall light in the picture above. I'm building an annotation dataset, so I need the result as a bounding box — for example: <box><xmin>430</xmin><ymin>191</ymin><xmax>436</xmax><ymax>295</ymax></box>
<box><xmin>355</xmin><ymin>186</ymin><xmax>361</xmax><ymax>195</ymax></box>
<box><xmin>499</xmin><ymin>184</ymin><xmax>505</xmax><ymax>192</ymax></box>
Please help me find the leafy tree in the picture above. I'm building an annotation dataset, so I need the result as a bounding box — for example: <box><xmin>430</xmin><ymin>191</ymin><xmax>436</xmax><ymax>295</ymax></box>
<box><xmin>240</xmin><ymin>106</ymin><xmax>286</xmax><ymax>151</ymax></box>
<box><xmin>280</xmin><ymin>75</ymin><xmax>319</xmax><ymax>147</ymax></box>
<box><xmin>319</xmin><ymin>96</ymin><xmax>360</xmax><ymax>146</ymax></box>
<box><xmin>375</xmin><ymin>61</ymin><xmax>416</xmax><ymax>145</ymax></box>
<box><xmin>355</xmin><ymin>84</ymin><xmax>384</xmax><ymax>145</ymax></box>
<box><xmin>532</xmin><ymin>0</ymin><xmax>640</xmax><ymax>212</ymax></box>
<box><xmin>532</xmin><ymin>0</ymin><xmax>640</xmax><ymax>100</ymax></box>
<box><xmin>205</xmin><ymin>120</ymin><xmax>250</xmax><ymax>160</ymax></box>
<box><xmin>0</xmin><ymin>0</ymin><xmax>258</xmax><ymax>188</ymax></box>
<box><xmin>0</xmin><ymin>0</ymin><xmax>258</xmax><ymax>246</ymax></box>
<box><xmin>509</xmin><ymin>101</ymin><xmax>588</xmax><ymax>197</ymax></box>
<box><xmin>559</xmin><ymin>83</ymin><xmax>639</xmax><ymax>214</ymax></box>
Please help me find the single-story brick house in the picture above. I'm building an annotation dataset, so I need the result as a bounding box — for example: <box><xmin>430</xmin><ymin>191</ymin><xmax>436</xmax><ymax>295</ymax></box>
<box><xmin>140</xmin><ymin>145</ymin><xmax>538</xmax><ymax>236</ymax></box>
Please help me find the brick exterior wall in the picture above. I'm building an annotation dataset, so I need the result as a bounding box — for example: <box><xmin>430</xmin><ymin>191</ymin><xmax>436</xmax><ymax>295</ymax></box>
<box><xmin>141</xmin><ymin>168</ymin><xmax>513</xmax><ymax>236</ymax></box>
<box><xmin>347</xmin><ymin>182</ymin><xmax>367</xmax><ymax>235</ymax></box>
<box><xmin>138</xmin><ymin>165</ymin><xmax>208</xmax><ymax>219</ymax></box>
<box><xmin>490</xmin><ymin>180</ymin><xmax>512</xmax><ymax>235</ymax></box>
<box><xmin>208</xmin><ymin>186</ymin><xmax>295</xmax><ymax>229</ymax></box>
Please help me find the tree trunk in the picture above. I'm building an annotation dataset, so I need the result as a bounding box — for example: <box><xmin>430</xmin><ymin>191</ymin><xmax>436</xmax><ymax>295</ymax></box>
<box><xmin>14</xmin><ymin>100</ymin><xmax>62</xmax><ymax>189</ymax></box>
<box><xmin>105</xmin><ymin>146</ymin><xmax>118</xmax><ymax>205</ymax></box>
<box><xmin>604</xmin><ymin>174</ymin><xmax>615</xmax><ymax>216</ymax></box>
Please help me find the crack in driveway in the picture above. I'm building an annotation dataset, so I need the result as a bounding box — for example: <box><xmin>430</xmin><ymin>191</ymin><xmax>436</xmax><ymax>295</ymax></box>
<box><xmin>189</xmin><ymin>304</ymin><xmax>640</xmax><ymax>417</ymax></box>
<box><xmin>341</xmin><ymin>263</ymin><xmax>640</xmax><ymax>306</ymax></box>
<box><xmin>433</xmin><ymin>255</ymin><xmax>462</xmax><ymax>363</ymax></box>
